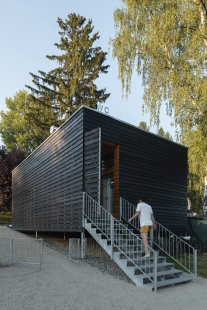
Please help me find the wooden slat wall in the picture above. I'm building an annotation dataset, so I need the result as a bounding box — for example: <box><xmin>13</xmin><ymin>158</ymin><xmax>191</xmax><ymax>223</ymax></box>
<box><xmin>83</xmin><ymin>108</ymin><xmax>188</xmax><ymax>233</ymax></box>
<box><xmin>12</xmin><ymin>111</ymin><xmax>84</xmax><ymax>232</ymax></box>
<box><xmin>12</xmin><ymin>106</ymin><xmax>188</xmax><ymax>234</ymax></box>
<box><xmin>84</xmin><ymin>128</ymin><xmax>101</xmax><ymax>202</ymax></box>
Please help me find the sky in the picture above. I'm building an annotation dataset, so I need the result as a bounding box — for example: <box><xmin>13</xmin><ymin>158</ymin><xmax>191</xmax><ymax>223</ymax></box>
<box><xmin>0</xmin><ymin>0</ymin><xmax>175</xmax><ymax>146</ymax></box>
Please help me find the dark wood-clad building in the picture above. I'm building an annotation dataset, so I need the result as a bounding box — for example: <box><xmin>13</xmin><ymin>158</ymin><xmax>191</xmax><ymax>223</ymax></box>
<box><xmin>12</xmin><ymin>106</ymin><xmax>188</xmax><ymax>233</ymax></box>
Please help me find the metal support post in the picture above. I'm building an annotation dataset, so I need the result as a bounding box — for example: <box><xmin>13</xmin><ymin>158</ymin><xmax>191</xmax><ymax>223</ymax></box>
<box><xmin>82</xmin><ymin>192</ymin><xmax>85</xmax><ymax>228</ymax></box>
<box><xmin>39</xmin><ymin>239</ymin><xmax>43</xmax><ymax>270</ymax></box>
<box><xmin>110</xmin><ymin>215</ymin><xmax>114</xmax><ymax>260</ymax></box>
<box><xmin>81</xmin><ymin>232</ymin><xmax>86</xmax><ymax>259</ymax></box>
<box><xmin>36</xmin><ymin>231</ymin><xmax>38</xmax><ymax>239</ymax></box>
<box><xmin>150</xmin><ymin>227</ymin><xmax>154</xmax><ymax>247</ymax></box>
<box><xmin>9</xmin><ymin>238</ymin><xmax>13</xmax><ymax>266</ymax></box>
<box><xmin>119</xmin><ymin>197</ymin><xmax>122</xmax><ymax>220</ymax></box>
<box><xmin>193</xmin><ymin>249</ymin><xmax>197</xmax><ymax>283</ymax></box>
<box><xmin>153</xmin><ymin>251</ymin><xmax>158</xmax><ymax>294</ymax></box>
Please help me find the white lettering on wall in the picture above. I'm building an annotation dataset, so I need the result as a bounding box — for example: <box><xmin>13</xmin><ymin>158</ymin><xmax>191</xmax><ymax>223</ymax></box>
<box><xmin>97</xmin><ymin>103</ymin><xmax>109</xmax><ymax>115</ymax></box>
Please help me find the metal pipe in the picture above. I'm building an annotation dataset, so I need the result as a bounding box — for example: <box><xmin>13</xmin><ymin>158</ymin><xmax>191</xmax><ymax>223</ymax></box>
<box><xmin>82</xmin><ymin>192</ymin><xmax>85</xmax><ymax>228</ymax></box>
<box><xmin>150</xmin><ymin>226</ymin><xmax>154</xmax><ymax>247</ymax></box>
<box><xmin>119</xmin><ymin>197</ymin><xmax>122</xmax><ymax>220</ymax></box>
<box><xmin>81</xmin><ymin>232</ymin><xmax>86</xmax><ymax>259</ymax></box>
<box><xmin>194</xmin><ymin>249</ymin><xmax>197</xmax><ymax>283</ymax></box>
<box><xmin>39</xmin><ymin>239</ymin><xmax>43</xmax><ymax>270</ymax></box>
<box><xmin>9</xmin><ymin>238</ymin><xmax>13</xmax><ymax>266</ymax></box>
<box><xmin>110</xmin><ymin>214</ymin><xmax>114</xmax><ymax>260</ymax></box>
<box><xmin>153</xmin><ymin>251</ymin><xmax>158</xmax><ymax>294</ymax></box>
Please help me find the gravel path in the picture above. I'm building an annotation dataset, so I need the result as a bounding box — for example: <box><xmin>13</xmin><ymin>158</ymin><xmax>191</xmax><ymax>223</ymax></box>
<box><xmin>1</xmin><ymin>226</ymin><xmax>207</xmax><ymax>310</ymax></box>
<box><xmin>41</xmin><ymin>239</ymin><xmax>134</xmax><ymax>285</ymax></box>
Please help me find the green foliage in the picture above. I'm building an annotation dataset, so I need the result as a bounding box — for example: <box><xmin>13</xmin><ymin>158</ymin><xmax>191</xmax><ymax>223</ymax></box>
<box><xmin>138</xmin><ymin>121</ymin><xmax>149</xmax><ymax>131</ymax></box>
<box><xmin>26</xmin><ymin>13</ymin><xmax>110</xmax><ymax>125</ymax></box>
<box><xmin>0</xmin><ymin>90</ymin><xmax>47</xmax><ymax>153</ymax></box>
<box><xmin>0</xmin><ymin>212</ymin><xmax>12</xmax><ymax>224</ymax></box>
<box><xmin>112</xmin><ymin>0</ymin><xmax>207</xmax><ymax>210</ymax></box>
<box><xmin>181</xmin><ymin>128</ymin><xmax>207</xmax><ymax>213</ymax></box>
<box><xmin>111</xmin><ymin>1</ymin><xmax>207</xmax><ymax>131</ymax></box>
<box><xmin>1</xmin><ymin>14</ymin><xmax>110</xmax><ymax>153</ymax></box>
<box><xmin>0</xmin><ymin>146</ymin><xmax>25</xmax><ymax>212</ymax></box>
<box><xmin>157</xmin><ymin>127</ymin><xmax>173</xmax><ymax>141</ymax></box>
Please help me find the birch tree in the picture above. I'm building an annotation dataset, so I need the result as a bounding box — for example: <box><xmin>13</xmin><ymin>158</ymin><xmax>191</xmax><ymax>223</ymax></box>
<box><xmin>112</xmin><ymin>0</ymin><xmax>207</xmax><ymax>210</ymax></box>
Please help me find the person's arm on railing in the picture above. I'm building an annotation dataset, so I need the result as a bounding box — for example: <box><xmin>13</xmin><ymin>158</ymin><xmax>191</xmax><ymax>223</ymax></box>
<box><xmin>128</xmin><ymin>211</ymin><xmax>140</xmax><ymax>222</ymax></box>
<box><xmin>151</xmin><ymin>213</ymin><xmax>156</xmax><ymax>230</ymax></box>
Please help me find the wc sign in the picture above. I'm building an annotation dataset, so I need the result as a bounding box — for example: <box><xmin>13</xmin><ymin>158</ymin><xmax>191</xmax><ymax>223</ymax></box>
<box><xmin>97</xmin><ymin>103</ymin><xmax>109</xmax><ymax>115</ymax></box>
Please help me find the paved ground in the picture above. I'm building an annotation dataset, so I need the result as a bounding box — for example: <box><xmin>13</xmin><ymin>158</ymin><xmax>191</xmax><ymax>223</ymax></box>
<box><xmin>1</xmin><ymin>226</ymin><xmax>207</xmax><ymax>310</ymax></box>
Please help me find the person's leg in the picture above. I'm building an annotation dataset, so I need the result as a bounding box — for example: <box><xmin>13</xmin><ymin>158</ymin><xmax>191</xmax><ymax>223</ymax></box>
<box><xmin>141</xmin><ymin>232</ymin><xmax>150</xmax><ymax>257</ymax></box>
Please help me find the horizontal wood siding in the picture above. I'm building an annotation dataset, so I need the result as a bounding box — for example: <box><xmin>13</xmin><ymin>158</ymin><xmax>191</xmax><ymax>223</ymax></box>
<box><xmin>12</xmin><ymin>111</ymin><xmax>84</xmax><ymax>232</ymax></box>
<box><xmin>12</xmin><ymin>106</ymin><xmax>188</xmax><ymax>234</ymax></box>
<box><xmin>83</xmin><ymin>108</ymin><xmax>188</xmax><ymax>233</ymax></box>
<box><xmin>84</xmin><ymin>128</ymin><xmax>101</xmax><ymax>202</ymax></box>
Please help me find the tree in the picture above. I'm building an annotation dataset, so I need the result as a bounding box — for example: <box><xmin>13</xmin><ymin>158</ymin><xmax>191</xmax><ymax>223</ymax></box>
<box><xmin>181</xmin><ymin>128</ymin><xmax>207</xmax><ymax>212</ymax></box>
<box><xmin>157</xmin><ymin>127</ymin><xmax>173</xmax><ymax>141</ymax></box>
<box><xmin>111</xmin><ymin>1</ymin><xmax>207</xmax><ymax>132</ymax></box>
<box><xmin>0</xmin><ymin>146</ymin><xmax>25</xmax><ymax>212</ymax></box>
<box><xmin>111</xmin><ymin>0</ymin><xmax>207</xmax><ymax>209</ymax></box>
<box><xmin>25</xmin><ymin>13</ymin><xmax>110</xmax><ymax>127</ymax></box>
<box><xmin>0</xmin><ymin>90</ymin><xmax>48</xmax><ymax>153</ymax></box>
<box><xmin>138</xmin><ymin>121</ymin><xmax>150</xmax><ymax>131</ymax></box>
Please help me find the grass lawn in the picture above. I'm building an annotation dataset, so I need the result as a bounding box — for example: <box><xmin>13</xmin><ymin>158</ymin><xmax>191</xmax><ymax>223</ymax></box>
<box><xmin>0</xmin><ymin>212</ymin><xmax>12</xmax><ymax>224</ymax></box>
<box><xmin>197</xmin><ymin>253</ymin><xmax>207</xmax><ymax>278</ymax></box>
<box><xmin>166</xmin><ymin>252</ymin><xmax>207</xmax><ymax>279</ymax></box>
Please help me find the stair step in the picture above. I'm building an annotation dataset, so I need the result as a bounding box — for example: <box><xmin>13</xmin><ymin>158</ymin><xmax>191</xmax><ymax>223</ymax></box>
<box><xmin>98</xmin><ymin>231</ymin><xmax>138</xmax><ymax>237</ymax></box>
<box><xmin>121</xmin><ymin>251</ymin><xmax>146</xmax><ymax>258</ymax></box>
<box><xmin>92</xmin><ymin>222</ymin><xmax>124</xmax><ymax>226</ymax></box>
<box><xmin>114</xmin><ymin>239</ymin><xmax>142</xmax><ymax>245</ymax></box>
<box><xmin>144</xmin><ymin>276</ymin><xmax>192</xmax><ymax>289</ymax></box>
<box><xmin>88</xmin><ymin>226</ymin><xmax>139</xmax><ymax>235</ymax></box>
<box><xmin>114</xmin><ymin>252</ymin><xmax>173</xmax><ymax>269</ymax></box>
<box><xmin>127</xmin><ymin>261</ymin><xmax>174</xmax><ymax>270</ymax></box>
<box><xmin>116</xmin><ymin>245</ymin><xmax>142</xmax><ymax>251</ymax></box>
<box><xmin>123</xmin><ymin>257</ymin><xmax>166</xmax><ymax>265</ymax></box>
<box><xmin>90</xmin><ymin>225</ymin><xmax>140</xmax><ymax>239</ymax></box>
<box><xmin>137</xmin><ymin>269</ymin><xmax>183</xmax><ymax>279</ymax></box>
<box><xmin>119</xmin><ymin>250</ymin><xmax>158</xmax><ymax>257</ymax></box>
<box><xmin>118</xmin><ymin>250</ymin><xmax>145</xmax><ymax>255</ymax></box>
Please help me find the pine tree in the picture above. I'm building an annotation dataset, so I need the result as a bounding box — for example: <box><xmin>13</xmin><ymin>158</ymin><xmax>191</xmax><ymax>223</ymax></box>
<box><xmin>26</xmin><ymin>13</ymin><xmax>110</xmax><ymax>125</ymax></box>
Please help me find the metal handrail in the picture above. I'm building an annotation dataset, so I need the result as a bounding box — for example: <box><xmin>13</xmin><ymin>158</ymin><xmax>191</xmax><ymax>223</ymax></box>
<box><xmin>120</xmin><ymin>197</ymin><xmax>140</xmax><ymax>231</ymax></box>
<box><xmin>83</xmin><ymin>192</ymin><xmax>158</xmax><ymax>291</ymax></box>
<box><xmin>120</xmin><ymin>197</ymin><xmax>197</xmax><ymax>283</ymax></box>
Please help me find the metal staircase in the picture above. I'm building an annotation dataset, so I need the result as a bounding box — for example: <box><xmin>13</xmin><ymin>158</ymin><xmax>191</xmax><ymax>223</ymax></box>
<box><xmin>83</xmin><ymin>193</ymin><xmax>192</xmax><ymax>292</ymax></box>
<box><xmin>120</xmin><ymin>197</ymin><xmax>198</xmax><ymax>283</ymax></box>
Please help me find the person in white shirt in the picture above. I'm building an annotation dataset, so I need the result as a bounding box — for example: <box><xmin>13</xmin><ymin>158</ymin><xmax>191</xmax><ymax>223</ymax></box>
<box><xmin>128</xmin><ymin>197</ymin><xmax>156</xmax><ymax>258</ymax></box>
